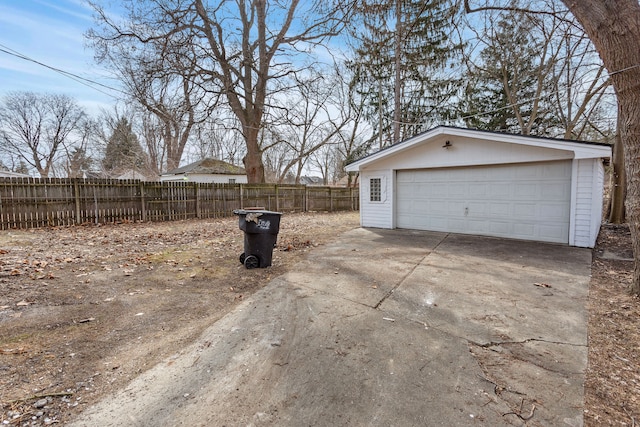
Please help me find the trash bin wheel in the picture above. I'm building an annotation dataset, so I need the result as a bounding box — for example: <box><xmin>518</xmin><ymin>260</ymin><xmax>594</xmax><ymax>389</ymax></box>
<box><xmin>244</xmin><ymin>255</ymin><xmax>259</xmax><ymax>269</ymax></box>
<box><xmin>239</xmin><ymin>252</ymin><xmax>246</xmax><ymax>264</ymax></box>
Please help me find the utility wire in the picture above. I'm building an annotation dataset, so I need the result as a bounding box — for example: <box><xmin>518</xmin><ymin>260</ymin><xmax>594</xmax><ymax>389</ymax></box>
<box><xmin>0</xmin><ymin>43</ymin><xmax>126</xmax><ymax>98</ymax></box>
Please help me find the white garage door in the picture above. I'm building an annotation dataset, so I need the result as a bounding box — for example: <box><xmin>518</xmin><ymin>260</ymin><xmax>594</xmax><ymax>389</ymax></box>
<box><xmin>396</xmin><ymin>161</ymin><xmax>572</xmax><ymax>243</ymax></box>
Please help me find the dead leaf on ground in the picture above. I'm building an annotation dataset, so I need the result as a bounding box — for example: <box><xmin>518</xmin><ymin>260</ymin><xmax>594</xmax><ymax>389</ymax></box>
<box><xmin>0</xmin><ymin>347</ymin><xmax>27</xmax><ymax>355</ymax></box>
<box><xmin>16</xmin><ymin>300</ymin><xmax>34</xmax><ymax>306</ymax></box>
<box><xmin>534</xmin><ymin>282</ymin><xmax>552</xmax><ymax>288</ymax></box>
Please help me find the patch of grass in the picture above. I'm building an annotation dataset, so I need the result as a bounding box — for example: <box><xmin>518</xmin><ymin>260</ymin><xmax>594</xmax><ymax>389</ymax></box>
<box><xmin>0</xmin><ymin>332</ymin><xmax>35</xmax><ymax>346</ymax></box>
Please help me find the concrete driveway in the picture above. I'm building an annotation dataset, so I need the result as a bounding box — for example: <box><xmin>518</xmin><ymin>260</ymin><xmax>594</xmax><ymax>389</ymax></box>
<box><xmin>70</xmin><ymin>228</ymin><xmax>591</xmax><ymax>427</ymax></box>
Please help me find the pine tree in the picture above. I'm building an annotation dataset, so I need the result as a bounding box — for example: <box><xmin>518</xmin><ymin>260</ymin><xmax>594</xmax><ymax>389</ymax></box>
<box><xmin>459</xmin><ymin>12</ymin><xmax>558</xmax><ymax>135</ymax></box>
<box><xmin>103</xmin><ymin>118</ymin><xmax>145</xmax><ymax>175</ymax></box>
<box><xmin>350</xmin><ymin>0</ymin><xmax>462</xmax><ymax>147</ymax></box>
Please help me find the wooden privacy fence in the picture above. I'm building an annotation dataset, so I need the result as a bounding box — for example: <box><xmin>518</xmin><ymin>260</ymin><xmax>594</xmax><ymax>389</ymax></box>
<box><xmin>0</xmin><ymin>178</ymin><xmax>359</xmax><ymax>230</ymax></box>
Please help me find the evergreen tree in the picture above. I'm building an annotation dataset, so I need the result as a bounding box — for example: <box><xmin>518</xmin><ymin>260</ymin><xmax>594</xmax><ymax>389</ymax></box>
<box><xmin>459</xmin><ymin>12</ymin><xmax>558</xmax><ymax>135</ymax></box>
<box><xmin>102</xmin><ymin>118</ymin><xmax>145</xmax><ymax>175</ymax></box>
<box><xmin>350</xmin><ymin>0</ymin><xmax>462</xmax><ymax>147</ymax></box>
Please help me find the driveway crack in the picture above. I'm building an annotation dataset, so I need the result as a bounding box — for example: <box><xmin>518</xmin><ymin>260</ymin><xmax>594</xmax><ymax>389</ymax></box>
<box><xmin>474</xmin><ymin>337</ymin><xmax>586</xmax><ymax>348</ymax></box>
<box><xmin>373</xmin><ymin>233</ymin><xmax>449</xmax><ymax>310</ymax></box>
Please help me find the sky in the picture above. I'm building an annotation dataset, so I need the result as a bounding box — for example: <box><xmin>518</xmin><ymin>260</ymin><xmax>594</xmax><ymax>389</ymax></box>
<box><xmin>0</xmin><ymin>0</ymin><xmax>119</xmax><ymax>114</ymax></box>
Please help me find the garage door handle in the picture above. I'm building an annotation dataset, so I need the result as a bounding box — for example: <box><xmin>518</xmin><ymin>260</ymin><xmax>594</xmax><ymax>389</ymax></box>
<box><xmin>464</xmin><ymin>207</ymin><xmax>469</xmax><ymax>216</ymax></box>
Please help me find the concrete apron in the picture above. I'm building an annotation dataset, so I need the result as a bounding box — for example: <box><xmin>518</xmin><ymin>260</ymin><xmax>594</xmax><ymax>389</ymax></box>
<box><xmin>70</xmin><ymin>228</ymin><xmax>591</xmax><ymax>427</ymax></box>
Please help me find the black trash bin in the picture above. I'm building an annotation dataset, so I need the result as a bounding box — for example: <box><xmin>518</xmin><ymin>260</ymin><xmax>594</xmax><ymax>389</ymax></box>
<box><xmin>234</xmin><ymin>209</ymin><xmax>282</xmax><ymax>269</ymax></box>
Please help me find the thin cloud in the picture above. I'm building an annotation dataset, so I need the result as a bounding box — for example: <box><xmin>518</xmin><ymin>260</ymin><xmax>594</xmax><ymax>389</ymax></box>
<box><xmin>33</xmin><ymin>0</ymin><xmax>94</xmax><ymax>22</ymax></box>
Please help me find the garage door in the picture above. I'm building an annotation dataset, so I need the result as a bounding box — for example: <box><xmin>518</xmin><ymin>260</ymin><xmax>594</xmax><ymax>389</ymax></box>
<box><xmin>396</xmin><ymin>161</ymin><xmax>571</xmax><ymax>243</ymax></box>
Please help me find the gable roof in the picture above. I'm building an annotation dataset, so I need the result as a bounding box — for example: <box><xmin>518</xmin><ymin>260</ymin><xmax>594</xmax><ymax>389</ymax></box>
<box><xmin>345</xmin><ymin>126</ymin><xmax>611</xmax><ymax>172</ymax></box>
<box><xmin>163</xmin><ymin>158</ymin><xmax>246</xmax><ymax>176</ymax></box>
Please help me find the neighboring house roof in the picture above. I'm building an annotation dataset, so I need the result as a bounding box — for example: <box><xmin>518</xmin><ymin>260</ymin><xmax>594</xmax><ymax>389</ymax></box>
<box><xmin>345</xmin><ymin>125</ymin><xmax>611</xmax><ymax>172</ymax></box>
<box><xmin>300</xmin><ymin>176</ymin><xmax>324</xmax><ymax>186</ymax></box>
<box><xmin>163</xmin><ymin>158</ymin><xmax>246</xmax><ymax>176</ymax></box>
<box><xmin>116</xmin><ymin>170</ymin><xmax>156</xmax><ymax>181</ymax></box>
<box><xmin>0</xmin><ymin>170</ymin><xmax>30</xmax><ymax>178</ymax></box>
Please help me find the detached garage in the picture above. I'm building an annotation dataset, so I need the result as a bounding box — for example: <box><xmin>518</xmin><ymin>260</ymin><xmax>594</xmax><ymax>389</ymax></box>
<box><xmin>345</xmin><ymin>126</ymin><xmax>612</xmax><ymax>248</ymax></box>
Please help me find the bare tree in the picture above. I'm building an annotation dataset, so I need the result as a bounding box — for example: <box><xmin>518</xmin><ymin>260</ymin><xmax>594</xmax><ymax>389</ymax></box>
<box><xmin>460</xmin><ymin>4</ymin><xmax>613</xmax><ymax>139</ymax></box>
<box><xmin>62</xmin><ymin>118</ymin><xmax>100</xmax><ymax>178</ymax></box>
<box><xmin>0</xmin><ymin>92</ymin><xmax>86</xmax><ymax>178</ymax></box>
<box><xmin>192</xmin><ymin>116</ymin><xmax>246</xmax><ymax>167</ymax></box>
<box><xmin>87</xmin><ymin>0</ymin><xmax>351</xmax><ymax>183</ymax></box>
<box><xmin>264</xmin><ymin>71</ymin><xmax>348</xmax><ymax>184</ymax></box>
<box><xmin>311</xmin><ymin>63</ymin><xmax>371</xmax><ymax>186</ymax></box>
<box><xmin>87</xmin><ymin>13</ymin><xmax>212</xmax><ymax>174</ymax></box>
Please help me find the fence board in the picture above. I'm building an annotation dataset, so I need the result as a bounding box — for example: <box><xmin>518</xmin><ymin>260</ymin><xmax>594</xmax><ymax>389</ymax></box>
<box><xmin>0</xmin><ymin>178</ymin><xmax>358</xmax><ymax>230</ymax></box>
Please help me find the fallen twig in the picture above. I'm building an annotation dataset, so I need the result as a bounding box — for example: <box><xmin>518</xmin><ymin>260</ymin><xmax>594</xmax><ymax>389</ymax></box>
<box><xmin>503</xmin><ymin>403</ymin><xmax>536</xmax><ymax>421</ymax></box>
<box><xmin>623</xmin><ymin>406</ymin><xmax>636</xmax><ymax>427</ymax></box>
<box><xmin>5</xmin><ymin>391</ymin><xmax>74</xmax><ymax>404</ymax></box>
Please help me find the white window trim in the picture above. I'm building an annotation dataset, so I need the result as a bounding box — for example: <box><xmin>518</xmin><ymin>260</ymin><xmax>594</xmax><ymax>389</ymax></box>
<box><xmin>368</xmin><ymin>176</ymin><xmax>386</xmax><ymax>203</ymax></box>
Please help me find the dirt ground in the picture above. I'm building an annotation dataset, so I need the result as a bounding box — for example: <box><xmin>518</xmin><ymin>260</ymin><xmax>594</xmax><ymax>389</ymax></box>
<box><xmin>585</xmin><ymin>223</ymin><xmax>640</xmax><ymax>426</ymax></box>
<box><xmin>0</xmin><ymin>212</ymin><xmax>638</xmax><ymax>426</ymax></box>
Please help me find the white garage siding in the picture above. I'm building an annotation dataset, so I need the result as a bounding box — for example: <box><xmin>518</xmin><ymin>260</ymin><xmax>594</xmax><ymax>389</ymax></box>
<box><xmin>570</xmin><ymin>159</ymin><xmax>605</xmax><ymax>247</ymax></box>
<box><xmin>396</xmin><ymin>161</ymin><xmax>572</xmax><ymax>244</ymax></box>
<box><xmin>359</xmin><ymin>170</ymin><xmax>393</xmax><ymax>228</ymax></box>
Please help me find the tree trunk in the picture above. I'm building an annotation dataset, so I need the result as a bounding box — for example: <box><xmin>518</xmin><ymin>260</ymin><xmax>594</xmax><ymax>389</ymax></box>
<box><xmin>243</xmin><ymin>126</ymin><xmax>265</xmax><ymax>183</ymax></box>
<box><xmin>608</xmin><ymin>124</ymin><xmax>626</xmax><ymax>223</ymax></box>
<box><xmin>562</xmin><ymin>0</ymin><xmax>640</xmax><ymax>295</ymax></box>
<box><xmin>618</xmin><ymin>92</ymin><xmax>640</xmax><ymax>296</ymax></box>
<box><xmin>393</xmin><ymin>0</ymin><xmax>402</xmax><ymax>144</ymax></box>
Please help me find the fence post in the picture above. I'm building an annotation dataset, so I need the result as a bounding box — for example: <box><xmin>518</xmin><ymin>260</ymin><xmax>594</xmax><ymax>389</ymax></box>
<box><xmin>329</xmin><ymin>187</ymin><xmax>333</xmax><ymax>212</ymax></box>
<box><xmin>195</xmin><ymin>183</ymin><xmax>201</xmax><ymax>219</ymax></box>
<box><xmin>73</xmin><ymin>179</ymin><xmax>81</xmax><ymax>224</ymax></box>
<box><xmin>239</xmin><ymin>184</ymin><xmax>244</xmax><ymax>208</ymax></box>
<box><xmin>305</xmin><ymin>186</ymin><xmax>309</xmax><ymax>212</ymax></box>
<box><xmin>139</xmin><ymin>181</ymin><xmax>147</xmax><ymax>222</ymax></box>
<box><xmin>275</xmin><ymin>185</ymin><xmax>280</xmax><ymax>212</ymax></box>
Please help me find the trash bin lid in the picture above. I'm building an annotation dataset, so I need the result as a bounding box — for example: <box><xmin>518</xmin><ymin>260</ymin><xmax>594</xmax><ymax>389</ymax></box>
<box><xmin>233</xmin><ymin>209</ymin><xmax>282</xmax><ymax>216</ymax></box>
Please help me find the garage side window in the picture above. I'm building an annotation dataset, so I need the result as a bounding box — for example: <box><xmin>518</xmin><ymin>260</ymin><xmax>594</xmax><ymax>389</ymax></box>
<box><xmin>370</xmin><ymin>178</ymin><xmax>381</xmax><ymax>202</ymax></box>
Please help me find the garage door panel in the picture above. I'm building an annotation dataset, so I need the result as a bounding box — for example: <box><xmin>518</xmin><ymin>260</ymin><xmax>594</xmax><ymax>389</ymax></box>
<box><xmin>514</xmin><ymin>183</ymin><xmax>539</xmax><ymax>199</ymax></box>
<box><xmin>468</xmin><ymin>219</ymin><xmax>491</xmax><ymax>233</ymax></box>
<box><xmin>468</xmin><ymin>183</ymin><xmax>488</xmax><ymax>196</ymax></box>
<box><xmin>431</xmin><ymin>185</ymin><xmax>451</xmax><ymax>197</ymax></box>
<box><xmin>429</xmin><ymin>206</ymin><xmax>448</xmax><ymax>216</ymax></box>
<box><xmin>396</xmin><ymin>161</ymin><xmax>571</xmax><ymax>244</ymax></box>
<box><xmin>448</xmin><ymin>183</ymin><xmax>467</xmax><ymax>197</ymax></box>
<box><xmin>515</xmin><ymin>167</ymin><xmax>540</xmax><ymax>179</ymax></box>
<box><xmin>448</xmin><ymin>201</ymin><xmax>466</xmax><ymax>215</ymax></box>
<box><xmin>513</xmin><ymin>202</ymin><xmax>538</xmax><ymax>218</ymax></box>
<box><xmin>540</xmin><ymin>203</ymin><xmax>569</xmax><ymax>219</ymax></box>
<box><xmin>541</xmin><ymin>184</ymin><xmax>569</xmax><ymax>200</ymax></box>
<box><xmin>427</xmin><ymin>217</ymin><xmax>449</xmax><ymax>230</ymax></box>
<box><xmin>512</xmin><ymin>223</ymin><xmax>537</xmax><ymax>238</ymax></box>
<box><xmin>540</xmin><ymin>224</ymin><xmax>566</xmax><ymax>238</ymax></box>
<box><xmin>413</xmin><ymin>200</ymin><xmax>430</xmax><ymax>211</ymax></box>
<box><xmin>488</xmin><ymin>183</ymin><xmax>512</xmax><ymax>198</ymax></box>
<box><xmin>467</xmin><ymin>201</ymin><xmax>488</xmax><ymax>215</ymax></box>
<box><xmin>488</xmin><ymin>221</ymin><xmax>511</xmax><ymax>234</ymax></box>
<box><xmin>447</xmin><ymin>218</ymin><xmax>466</xmax><ymax>232</ymax></box>
<box><xmin>489</xmin><ymin>202</ymin><xmax>512</xmax><ymax>217</ymax></box>
<box><xmin>542</xmin><ymin>163</ymin><xmax>570</xmax><ymax>178</ymax></box>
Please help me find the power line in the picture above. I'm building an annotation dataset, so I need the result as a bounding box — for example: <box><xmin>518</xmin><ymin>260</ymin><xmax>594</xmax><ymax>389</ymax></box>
<box><xmin>0</xmin><ymin>43</ymin><xmax>126</xmax><ymax>99</ymax></box>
